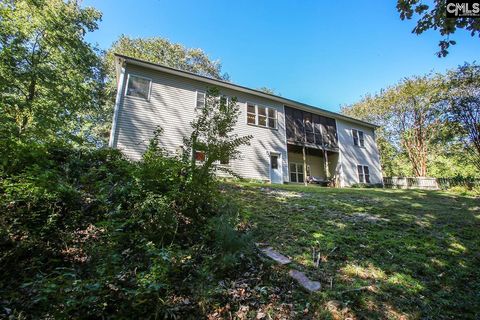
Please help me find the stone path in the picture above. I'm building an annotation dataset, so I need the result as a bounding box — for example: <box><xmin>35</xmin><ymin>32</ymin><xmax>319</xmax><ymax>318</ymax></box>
<box><xmin>289</xmin><ymin>270</ymin><xmax>321</xmax><ymax>292</ymax></box>
<box><xmin>259</xmin><ymin>247</ymin><xmax>291</xmax><ymax>265</ymax></box>
<box><xmin>258</xmin><ymin>245</ymin><xmax>321</xmax><ymax>292</ymax></box>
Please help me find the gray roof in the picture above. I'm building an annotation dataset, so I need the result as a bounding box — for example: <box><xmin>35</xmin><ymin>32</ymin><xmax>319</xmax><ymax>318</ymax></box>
<box><xmin>114</xmin><ymin>53</ymin><xmax>378</xmax><ymax>129</ymax></box>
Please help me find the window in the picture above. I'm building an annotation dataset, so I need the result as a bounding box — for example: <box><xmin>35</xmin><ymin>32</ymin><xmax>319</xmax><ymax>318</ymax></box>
<box><xmin>220</xmin><ymin>154</ymin><xmax>229</xmax><ymax>165</ymax></box>
<box><xmin>289</xmin><ymin>163</ymin><xmax>304</xmax><ymax>183</ymax></box>
<box><xmin>270</xmin><ymin>154</ymin><xmax>278</xmax><ymax>169</ymax></box>
<box><xmin>357</xmin><ymin>165</ymin><xmax>370</xmax><ymax>183</ymax></box>
<box><xmin>352</xmin><ymin>129</ymin><xmax>365</xmax><ymax>147</ymax></box>
<box><xmin>215</xmin><ymin>94</ymin><xmax>230</xmax><ymax>106</ymax></box>
<box><xmin>196</xmin><ymin>91</ymin><xmax>206</xmax><ymax>108</ymax></box>
<box><xmin>195</xmin><ymin>151</ymin><xmax>206</xmax><ymax>162</ymax></box>
<box><xmin>364</xmin><ymin>166</ymin><xmax>370</xmax><ymax>183</ymax></box>
<box><xmin>246</xmin><ymin>103</ymin><xmax>277</xmax><ymax>129</ymax></box>
<box><xmin>125</xmin><ymin>74</ymin><xmax>151</xmax><ymax>100</ymax></box>
<box><xmin>258</xmin><ymin>106</ymin><xmax>267</xmax><ymax>126</ymax></box>
<box><xmin>268</xmin><ymin>108</ymin><xmax>277</xmax><ymax>128</ymax></box>
<box><xmin>247</xmin><ymin>104</ymin><xmax>256</xmax><ymax>124</ymax></box>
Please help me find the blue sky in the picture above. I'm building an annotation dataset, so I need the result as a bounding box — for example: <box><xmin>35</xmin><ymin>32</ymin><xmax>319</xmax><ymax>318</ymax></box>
<box><xmin>83</xmin><ymin>0</ymin><xmax>479</xmax><ymax>112</ymax></box>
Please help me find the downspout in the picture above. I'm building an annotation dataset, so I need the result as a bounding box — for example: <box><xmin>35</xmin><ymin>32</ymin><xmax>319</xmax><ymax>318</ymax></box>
<box><xmin>282</xmin><ymin>105</ymin><xmax>289</xmax><ymax>184</ymax></box>
<box><xmin>108</xmin><ymin>59</ymin><xmax>126</xmax><ymax>148</ymax></box>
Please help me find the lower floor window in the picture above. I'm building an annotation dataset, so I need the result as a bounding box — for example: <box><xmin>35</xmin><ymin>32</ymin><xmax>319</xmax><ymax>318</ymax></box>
<box><xmin>195</xmin><ymin>151</ymin><xmax>206</xmax><ymax>162</ymax></box>
<box><xmin>289</xmin><ymin>162</ymin><xmax>304</xmax><ymax>183</ymax></box>
<box><xmin>220</xmin><ymin>155</ymin><xmax>229</xmax><ymax>165</ymax></box>
<box><xmin>357</xmin><ymin>165</ymin><xmax>370</xmax><ymax>183</ymax></box>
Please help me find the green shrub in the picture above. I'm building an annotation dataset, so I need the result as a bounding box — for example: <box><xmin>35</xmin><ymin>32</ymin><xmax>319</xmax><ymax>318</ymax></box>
<box><xmin>0</xmin><ymin>141</ymin><xmax>253</xmax><ymax>317</ymax></box>
<box><xmin>0</xmin><ymin>88</ymin><xmax>253</xmax><ymax>318</ymax></box>
<box><xmin>447</xmin><ymin>185</ymin><xmax>480</xmax><ymax>196</ymax></box>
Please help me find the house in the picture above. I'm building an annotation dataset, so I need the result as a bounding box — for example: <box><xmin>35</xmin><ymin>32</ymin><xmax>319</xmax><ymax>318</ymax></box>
<box><xmin>109</xmin><ymin>54</ymin><xmax>383</xmax><ymax>187</ymax></box>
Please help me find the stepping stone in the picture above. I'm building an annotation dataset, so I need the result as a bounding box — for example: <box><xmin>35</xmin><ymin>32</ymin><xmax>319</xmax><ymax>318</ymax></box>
<box><xmin>260</xmin><ymin>247</ymin><xmax>291</xmax><ymax>265</ymax></box>
<box><xmin>289</xmin><ymin>270</ymin><xmax>321</xmax><ymax>292</ymax></box>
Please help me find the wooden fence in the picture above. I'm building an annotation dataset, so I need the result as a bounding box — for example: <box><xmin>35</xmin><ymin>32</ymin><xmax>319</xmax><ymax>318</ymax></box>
<box><xmin>383</xmin><ymin>176</ymin><xmax>480</xmax><ymax>190</ymax></box>
<box><xmin>383</xmin><ymin>177</ymin><xmax>439</xmax><ymax>190</ymax></box>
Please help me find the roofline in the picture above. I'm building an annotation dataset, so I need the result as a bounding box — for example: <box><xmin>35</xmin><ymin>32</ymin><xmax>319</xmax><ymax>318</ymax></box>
<box><xmin>114</xmin><ymin>53</ymin><xmax>379</xmax><ymax>129</ymax></box>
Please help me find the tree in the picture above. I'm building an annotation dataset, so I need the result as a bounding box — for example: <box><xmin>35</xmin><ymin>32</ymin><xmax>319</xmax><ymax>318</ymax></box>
<box><xmin>0</xmin><ymin>0</ymin><xmax>104</xmax><ymax>144</ymax></box>
<box><xmin>184</xmin><ymin>87</ymin><xmax>252</xmax><ymax>178</ymax></box>
<box><xmin>445</xmin><ymin>62</ymin><xmax>480</xmax><ymax>170</ymax></box>
<box><xmin>105</xmin><ymin>35</ymin><xmax>229</xmax><ymax>81</ymax></box>
<box><xmin>257</xmin><ymin>86</ymin><xmax>281</xmax><ymax>96</ymax></box>
<box><xmin>97</xmin><ymin>35</ymin><xmax>231</xmax><ymax>145</ymax></box>
<box><xmin>397</xmin><ymin>0</ymin><xmax>480</xmax><ymax>57</ymax></box>
<box><xmin>343</xmin><ymin>75</ymin><xmax>445</xmax><ymax>177</ymax></box>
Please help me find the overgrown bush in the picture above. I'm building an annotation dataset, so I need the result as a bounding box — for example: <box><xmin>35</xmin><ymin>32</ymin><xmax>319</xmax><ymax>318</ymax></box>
<box><xmin>0</xmin><ymin>89</ymin><xmax>254</xmax><ymax>318</ymax></box>
<box><xmin>350</xmin><ymin>183</ymin><xmax>383</xmax><ymax>188</ymax></box>
<box><xmin>447</xmin><ymin>185</ymin><xmax>480</xmax><ymax>196</ymax></box>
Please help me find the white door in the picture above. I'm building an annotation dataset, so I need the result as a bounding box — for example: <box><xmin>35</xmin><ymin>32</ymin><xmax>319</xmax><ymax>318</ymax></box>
<box><xmin>269</xmin><ymin>153</ymin><xmax>283</xmax><ymax>184</ymax></box>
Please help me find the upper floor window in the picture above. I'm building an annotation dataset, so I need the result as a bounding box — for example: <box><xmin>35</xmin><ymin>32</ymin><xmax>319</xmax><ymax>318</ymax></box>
<box><xmin>357</xmin><ymin>165</ymin><xmax>370</xmax><ymax>183</ymax></box>
<box><xmin>246</xmin><ymin>103</ymin><xmax>277</xmax><ymax>129</ymax></box>
<box><xmin>125</xmin><ymin>74</ymin><xmax>151</xmax><ymax>100</ymax></box>
<box><xmin>352</xmin><ymin>129</ymin><xmax>365</xmax><ymax>147</ymax></box>
<box><xmin>196</xmin><ymin>91</ymin><xmax>206</xmax><ymax>108</ymax></box>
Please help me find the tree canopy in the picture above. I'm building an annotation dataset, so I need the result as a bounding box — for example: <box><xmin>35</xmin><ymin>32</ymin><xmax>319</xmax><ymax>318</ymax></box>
<box><xmin>0</xmin><ymin>0</ymin><xmax>104</xmax><ymax>146</ymax></box>
<box><xmin>397</xmin><ymin>0</ymin><xmax>480</xmax><ymax>57</ymax></box>
<box><xmin>105</xmin><ymin>35</ymin><xmax>229</xmax><ymax>81</ymax></box>
<box><xmin>342</xmin><ymin>64</ymin><xmax>480</xmax><ymax>178</ymax></box>
<box><xmin>444</xmin><ymin>62</ymin><xmax>480</xmax><ymax>170</ymax></box>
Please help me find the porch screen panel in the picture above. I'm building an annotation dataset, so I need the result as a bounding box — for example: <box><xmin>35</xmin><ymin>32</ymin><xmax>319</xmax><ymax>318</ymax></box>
<box><xmin>293</xmin><ymin>109</ymin><xmax>304</xmax><ymax>142</ymax></box>
<box><xmin>304</xmin><ymin>113</ymin><xmax>314</xmax><ymax>143</ymax></box>
<box><xmin>285</xmin><ymin>107</ymin><xmax>295</xmax><ymax>141</ymax></box>
<box><xmin>327</xmin><ymin>118</ymin><xmax>337</xmax><ymax>148</ymax></box>
<box><xmin>313</xmin><ymin>114</ymin><xmax>323</xmax><ymax>145</ymax></box>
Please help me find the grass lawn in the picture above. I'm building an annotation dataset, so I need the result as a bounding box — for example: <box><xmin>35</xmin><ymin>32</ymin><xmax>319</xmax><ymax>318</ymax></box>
<box><xmin>225</xmin><ymin>183</ymin><xmax>480</xmax><ymax>319</ymax></box>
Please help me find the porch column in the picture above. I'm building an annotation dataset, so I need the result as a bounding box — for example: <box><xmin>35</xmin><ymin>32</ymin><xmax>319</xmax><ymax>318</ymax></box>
<box><xmin>323</xmin><ymin>149</ymin><xmax>330</xmax><ymax>179</ymax></box>
<box><xmin>302</xmin><ymin>146</ymin><xmax>308</xmax><ymax>186</ymax></box>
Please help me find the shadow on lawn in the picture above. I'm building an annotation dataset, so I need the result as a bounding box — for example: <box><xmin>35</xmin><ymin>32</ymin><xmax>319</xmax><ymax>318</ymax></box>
<box><xmin>232</xmin><ymin>184</ymin><xmax>480</xmax><ymax>319</ymax></box>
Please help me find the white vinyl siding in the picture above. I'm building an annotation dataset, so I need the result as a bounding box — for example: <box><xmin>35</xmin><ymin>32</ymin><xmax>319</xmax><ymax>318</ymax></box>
<box><xmin>336</xmin><ymin>120</ymin><xmax>383</xmax><ymax>187</ymax></box>
<box><xmin>114</xmin><ymin>64</ymin><xmax>287</xmax><ymax>182</ymax></box>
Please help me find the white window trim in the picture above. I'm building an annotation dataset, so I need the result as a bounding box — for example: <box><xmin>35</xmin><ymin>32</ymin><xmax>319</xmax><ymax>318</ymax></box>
<box><xmin>352</xmin><ymin>129</ymin><xmax>365</xmax><ymax>147</ymax></box>
<box><xmin>124</xmin><ymin>73</ymin><xmax>152</xmax><ymax>101</ymax></box>
<box><xmin>289</xmin><ymin>162</ymin><xmax>305</xmax><ymax>183</ymax></box>
<box><xmin>246</xmin><ymin>102</ymin><xmax>278</xmax><ymax>129</ymax></box>
<box><xmin>196</xmin><ymin>90</ymin><xmax>206</xmax><ymax>108</ymax></box>
<box><xmin>357</xmin><ymin>164</ymin><xmax>370</xmax><ymax>183</ymax></box>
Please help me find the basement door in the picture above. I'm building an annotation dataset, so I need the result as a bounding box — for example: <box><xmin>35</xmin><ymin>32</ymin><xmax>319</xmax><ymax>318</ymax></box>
<box><xmin>269</xmin><ymin>153</ymin><xmax>283</xmax><ymax>184</ymax></box>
